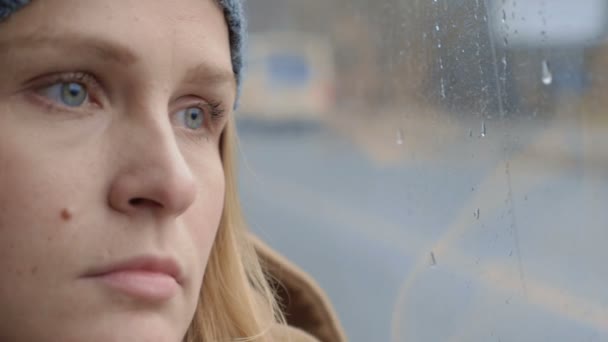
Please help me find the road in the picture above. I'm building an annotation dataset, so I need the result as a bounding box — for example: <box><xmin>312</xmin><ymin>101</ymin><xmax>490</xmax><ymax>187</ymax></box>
<box><xmin>235</xmin><ymin>110</ymin><xmax>608</xmax><ymax>342</ymax></box>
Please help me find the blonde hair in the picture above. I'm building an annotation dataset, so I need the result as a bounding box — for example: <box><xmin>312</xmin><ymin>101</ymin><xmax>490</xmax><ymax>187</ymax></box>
<box><xmin>184</xmin><ymin>116</ymin><xmax>285</xmax><ymax>342</ymax></box>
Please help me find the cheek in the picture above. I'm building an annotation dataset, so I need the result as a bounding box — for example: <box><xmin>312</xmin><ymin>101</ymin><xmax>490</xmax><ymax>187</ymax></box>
<box><xmin>0</xmin><ymin>127</ymin><xmax>90</xmax><ymax>321</ymax></box>
<box><xmin>0</xmin><ymin>112</ymin><xmax>102</xmax><ymax>278</ymax></box>
<box><xmin>182</xmin><ymin>158</ymin><xmax>226</xmax><ymax>265</ymax></box>
<box><xmin>0</xmin><ymin>135</ymin><xmax>63</xmax><ymax>256</ymax></box>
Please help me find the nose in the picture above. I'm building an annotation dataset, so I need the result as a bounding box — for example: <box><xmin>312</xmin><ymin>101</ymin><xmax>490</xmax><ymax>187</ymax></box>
<box><xmin>108</xmin><ymin>117</ymin><xmax>197</xmax><ymax>219</ymax></box>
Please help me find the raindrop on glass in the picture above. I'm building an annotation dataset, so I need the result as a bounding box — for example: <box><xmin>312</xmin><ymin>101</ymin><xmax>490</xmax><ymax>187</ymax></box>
<box><xmin>541</xmin><ymin>60</ymin><xmax>553</xmax><ymax>85</ymax></box>
<box><xmin>474</xmin><ymin>208</ymin><xmax>480</xmax><ymax>220</ymax></box>
<box><xmin>502</xmin><ymin>9</ymin><xmax>507</xmax><ymax>23</ymax></box>
<box><xmin>396</xmin><ymin>128</ymin><xmax>404</xmax><ymax>145</ymax></box>
<box><xmin>480</xmin><ymin>120</ymin><xmax>487</xmax><ymax>137</ymax></box>
<box><xmin>430</xmin><ymin>252</ymin><xmax>437</xmax><ymax>266</ymax></box>
<box><xmin>435</xmin><ymin>24</ymin><xmax>440</xmax><ymax>31</ymax></box>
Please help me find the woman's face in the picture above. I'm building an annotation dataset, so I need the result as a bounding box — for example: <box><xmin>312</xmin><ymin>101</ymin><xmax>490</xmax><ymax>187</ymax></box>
<box><xmin>0</xmin><ymin>0</ymin><xmax>234</xmax><ymax>341</ymax></box>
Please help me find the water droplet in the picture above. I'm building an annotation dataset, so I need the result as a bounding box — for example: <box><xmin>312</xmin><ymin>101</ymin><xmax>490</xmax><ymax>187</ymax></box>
<box><xmin>541</xmin><ymin>60</ymin><xmax>553</xmax><ymax>85</ymax></box>
<box><xmin>396</xmin><ymin>129</ymin><xmax>404</xmax><ymax>145</ymax></box>
<box><xmin>502</xmin><ymin>9</ymin><xmax>507</xmax><ymax>23</ymax></box>
<box><xmin>503</xmin><ymin>36</ymin><xmax>509</xmax><ymax>47</ymax></box>
<box><xmin>440</xmin><ymin>78</ymin><xmax>446</xmax><ymax>98</ymax></box>
<box><xmin>480</xmin><ymin>120</ymin><xmax>487</xmax><ymax>137</ymax></box>
<box><xmin>474</xmin><ymin>208</ymin><xmax>480</xmax><ymax>220</ymax></box>
<box><xmin>435</xmin><ymin>24</ymin><xmax>440</xmax><ymax>31</ymax></box>
<box><xmin>430</xmin><ymin>252</ymin><xmax>437</xmax><ymax>266</ymax></box>
<box><xmin>399</xmin><ymin>50</ymin><xmax>405</xmax><ymax>56</ymax></box>
<box><xmin>469</xmin><ymin>128</ymin><xmax>473</xmax><ymax>138</ymax></box>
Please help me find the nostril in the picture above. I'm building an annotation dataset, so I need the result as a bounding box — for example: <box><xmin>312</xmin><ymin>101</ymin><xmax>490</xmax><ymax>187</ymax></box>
<box><xmin>129</xmin><ymin>197</ymin><xmax>163</xmax><ymax>208</ymax></box>
<box><xmin>129</xmin><ymin>198</ymin><xmax>146</xmax><ymax>206</ymax></box>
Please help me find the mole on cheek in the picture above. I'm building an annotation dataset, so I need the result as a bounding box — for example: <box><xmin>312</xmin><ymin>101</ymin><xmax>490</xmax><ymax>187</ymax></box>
<box><xmin>60</xmin><ymin>208</ymin><xmax>72</xmax><ymax>221</ymax></box>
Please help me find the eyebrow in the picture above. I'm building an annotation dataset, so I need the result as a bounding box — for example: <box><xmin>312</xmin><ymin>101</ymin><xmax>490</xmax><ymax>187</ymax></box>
<box><xmin>0</xmin><ymin>32</ymin><xmax>138</xmax><ymax>66</ymax></box>
<box><xmin>182</xmin><ymin>63</ymin><xmax>236</xmax><ymax>88</ymax></box>
<box><xmin>0</xmin><ymin>32</ymin><xmax>237</xmax><ymax>88</ymax></box>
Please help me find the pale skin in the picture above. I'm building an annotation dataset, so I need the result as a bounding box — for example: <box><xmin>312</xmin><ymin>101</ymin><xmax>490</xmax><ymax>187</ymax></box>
<box><xmin>0</xmin><ymin>0</ymin><xmax>235</xmax><ymax>341</ymax></box>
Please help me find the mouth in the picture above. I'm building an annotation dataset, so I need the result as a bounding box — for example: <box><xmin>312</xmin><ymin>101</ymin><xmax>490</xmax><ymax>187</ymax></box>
<box><xmin>83</xmin><ymin>255</ymin><xmax>183</xmax><ymax>302</ymax></box>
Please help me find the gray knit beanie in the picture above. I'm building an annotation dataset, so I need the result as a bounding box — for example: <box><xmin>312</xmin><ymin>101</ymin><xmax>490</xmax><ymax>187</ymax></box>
<box><xmin>0</xmin><ymin>0</ymin><xmax>246</xmax><ymax>109</ymax></box>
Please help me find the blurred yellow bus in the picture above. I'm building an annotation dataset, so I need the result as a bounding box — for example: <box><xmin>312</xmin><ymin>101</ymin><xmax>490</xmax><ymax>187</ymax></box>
<box><xmin>239</xmin><ymin>31</ymin><xmax>335</xmax><ymax>122</ymax></box>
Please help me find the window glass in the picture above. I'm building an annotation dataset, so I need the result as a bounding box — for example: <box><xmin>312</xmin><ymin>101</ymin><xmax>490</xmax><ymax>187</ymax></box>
<box><xmin>238</xmin><ymin>1</ymin><xmax>608</xmax><ymax>341</ymax></box>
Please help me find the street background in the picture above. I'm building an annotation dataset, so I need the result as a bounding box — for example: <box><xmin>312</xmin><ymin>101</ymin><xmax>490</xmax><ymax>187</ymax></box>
<box><xmin>236</xmin><ymin>1</ymin><xmax>608</xmax><ymax>341</ymax></box>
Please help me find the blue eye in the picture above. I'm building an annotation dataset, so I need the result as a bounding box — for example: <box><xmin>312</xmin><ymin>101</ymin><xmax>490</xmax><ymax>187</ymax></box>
<box><xmin>178</xmin><ymin>107</ymin><xmax>205</xmax><ymax>130</ymax></box>
<box><xmin>42</xmin><ymin>82</ymin><xmax>88</xmax><ymax>107</ymax></box>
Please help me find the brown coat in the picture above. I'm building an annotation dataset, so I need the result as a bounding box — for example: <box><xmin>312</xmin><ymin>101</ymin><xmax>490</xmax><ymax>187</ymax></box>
<box><xmin>252</xmin><ymin>235</ymin><xmax>347</xmax><ymax>342</ymax></box>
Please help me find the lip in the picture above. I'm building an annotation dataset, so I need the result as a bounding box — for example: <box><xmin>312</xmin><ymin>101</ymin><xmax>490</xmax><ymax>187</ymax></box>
<box><xmin>84</xmin><ymin>255</ymin><xmax>183</xmax><ymax>301</ymax></box>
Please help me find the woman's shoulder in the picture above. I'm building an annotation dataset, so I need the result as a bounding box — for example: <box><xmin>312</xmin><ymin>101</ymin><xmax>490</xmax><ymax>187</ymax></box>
<box><xmin>251</xmin><ymin>234</ymin><xmax>347</xmax><ymax>342</ymax></box>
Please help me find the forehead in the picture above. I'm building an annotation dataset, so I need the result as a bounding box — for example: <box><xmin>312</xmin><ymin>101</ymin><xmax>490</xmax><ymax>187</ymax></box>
<box><xmin>0</xmin><ymin>0</ymin><xmax>234</xmax><ymax>86</ymax></box>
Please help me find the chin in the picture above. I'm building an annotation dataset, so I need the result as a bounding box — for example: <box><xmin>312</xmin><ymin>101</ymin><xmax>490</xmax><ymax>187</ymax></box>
<box><xmin>49</xmin><ymin>312</ymin><xmax>189</xmax><ymax>342</ymax></box>
<box><xmin>104</xmin><ymin>313</ymin><xmax>189</xmax><ymax>342</ymax></box>
<box><xmin>69</xmin><ymin>281</ymin><xmax>195</xmax><ymax>342</ymax></box>
<box><xmin>77</xmin><ymin>327</ymin><xmax>183</xmax><ymax>342</ymax></box>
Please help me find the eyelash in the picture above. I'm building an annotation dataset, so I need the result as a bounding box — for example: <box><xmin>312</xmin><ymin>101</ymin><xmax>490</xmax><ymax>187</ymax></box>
<box><xmin>202</xmin><ymin>100</ymin><xmax>226</xmax><ymax>122</ymax></box>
